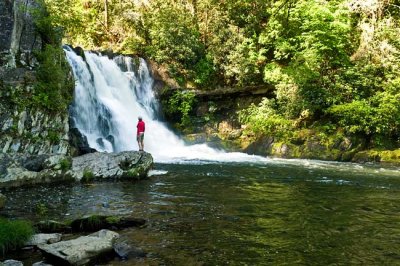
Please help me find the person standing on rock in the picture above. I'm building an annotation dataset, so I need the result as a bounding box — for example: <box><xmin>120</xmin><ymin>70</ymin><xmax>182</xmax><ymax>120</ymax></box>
<box><xmin>136</xmin><ymin>116</ymin><xmax>145</xmax><ymax>151</ymax></box>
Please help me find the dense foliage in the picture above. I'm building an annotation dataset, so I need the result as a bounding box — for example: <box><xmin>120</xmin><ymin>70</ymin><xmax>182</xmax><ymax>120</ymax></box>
<box><xmin>43</xmin><ymin>0</ymin><xmax>400</xmax><ymax>147</ymax></box>
<box><xmin>33</xmin><ymin>44</ymin><xmax>74</xmax><ymax>112</ymax></box>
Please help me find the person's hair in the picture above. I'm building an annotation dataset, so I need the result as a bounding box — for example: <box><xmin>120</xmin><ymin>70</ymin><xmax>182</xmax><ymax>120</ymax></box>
<box><xmin>138</xmin><ymin>116</ymin><xmax>142</xmax><ymax>121</ymax></box>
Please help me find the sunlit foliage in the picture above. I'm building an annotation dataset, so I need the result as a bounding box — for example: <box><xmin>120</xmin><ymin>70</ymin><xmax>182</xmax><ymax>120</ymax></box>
<box><xmin>42</xmin><ymin>0</ymin><xmax>400</xmax><ymax>145</ymax></box>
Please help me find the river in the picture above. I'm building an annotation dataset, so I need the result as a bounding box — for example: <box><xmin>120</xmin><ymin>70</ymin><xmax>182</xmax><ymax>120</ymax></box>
<box><xmin>4</xmin><ymin>48</ymin><xmax>398</xmax><ymax>265</ymax></box>
<box><xmin>2</xmin><ymin>159</ymin><xmax>400</xmax><ymax>265</ymax></box>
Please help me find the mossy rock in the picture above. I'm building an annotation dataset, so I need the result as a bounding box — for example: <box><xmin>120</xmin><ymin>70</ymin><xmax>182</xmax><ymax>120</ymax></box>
<box><xmin>379</xmin><ymin>149</ymin><xmax>400</xmax><ymax>163</ymax></box>
<box><xmin>353</xmin><ymin>149</ymin><xmax>400</xmax><ymax>164</ymax></box>
<box><xmin>352</xmin><ymin>150</ymin><xmax>381</xmax><ymax>163</ymax></box>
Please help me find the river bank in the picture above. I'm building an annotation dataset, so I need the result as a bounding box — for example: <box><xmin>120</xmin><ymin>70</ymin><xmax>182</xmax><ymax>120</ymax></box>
<box><xmin>157</xmin><ymin>87</ymin><xmax>400</xmax><ymax>165</ymax></box>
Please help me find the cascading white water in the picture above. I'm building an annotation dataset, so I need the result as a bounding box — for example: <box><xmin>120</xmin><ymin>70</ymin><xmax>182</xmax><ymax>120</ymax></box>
<box><xmin>63</xmin><ymin>47</ymin><xmax>400</xmax><ymax>175</ymax></box>
<box><xmin>64</xmin><ymin>47</ymin><xmax>265</xmax><ymax>163</ymax></box>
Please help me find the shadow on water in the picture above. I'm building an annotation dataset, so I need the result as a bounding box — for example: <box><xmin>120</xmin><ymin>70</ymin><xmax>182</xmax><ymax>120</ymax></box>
<box><xmin>1</xmin><ymin>161</ymin><xmax>400</xmax><ymax>265</ymax></box>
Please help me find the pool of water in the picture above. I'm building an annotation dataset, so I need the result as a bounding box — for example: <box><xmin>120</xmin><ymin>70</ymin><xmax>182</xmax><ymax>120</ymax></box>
<box><xmin>1</xmin><ymin>160</ymin><xmax>400</xmax><ymax>265</ymax></box>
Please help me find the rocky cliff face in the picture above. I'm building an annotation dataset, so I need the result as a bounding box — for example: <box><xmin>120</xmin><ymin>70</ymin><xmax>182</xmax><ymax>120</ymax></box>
<box><xmin>0</xmin><ymin>0</ymin><xmax>72</xmax><ymax>155</ymax></box>
<box><xmin>0</xmin><ymin>0</ymin><xmax>42</xmax><ymax>68</ymax></box>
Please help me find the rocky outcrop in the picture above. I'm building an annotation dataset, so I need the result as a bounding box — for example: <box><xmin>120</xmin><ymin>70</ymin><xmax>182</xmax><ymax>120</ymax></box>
<box><xmin>72</xmin><ymin>151</ymin><xmax>153</xmax><ymax>181</ymax></box>
<box><xmin>38</xmin><ymin>229</ymin><xmax>119</xmax><ymax>266</ymax></box>
<box><xmin>0</xmin><ymin>151</ymin><xmax>153</xmax><ymax>188</ymax></box>
<box><xmin>0</xmin><ymin>108</ymin><xmax>71</xmax><ymax>155</ymax></box>
<box><xmin>0</xmin><ymin>153</ymin><xmax>74</xmax><ymax>188</ymax></box>
<box><xmin>0</xmin><ymin>0</ymin><xmax>42</xmax><ymax>68</ymax></box>
<box><xmin>68</xmin><ymin>127</ymin><xmax>97</xmax><ymax>156</ymax></box>
<box><xmin>0</xmin><ymin>0</ymin><xmax>73</xmax><ymax>156</ymax></box>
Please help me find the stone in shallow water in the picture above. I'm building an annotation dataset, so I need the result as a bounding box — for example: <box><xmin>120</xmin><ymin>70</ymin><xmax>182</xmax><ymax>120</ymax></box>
<box><xmin>113</xmin><ymin>238</ymin><xmax>147</xmax><ymax>259</ymax></box>
<box><xmin>26</xmin><ymin>233</ymin><xmax>62</xmax><ymax>246</ymax></box>
<box><xmin>38</xmin><ymin>229</ymin><xmax>119</xmax><ymax>266</ymax></box>
<box><xmin>1</xmin><ymin>260</ymin><xmax>23</xmax><ymax>266</ymax></box>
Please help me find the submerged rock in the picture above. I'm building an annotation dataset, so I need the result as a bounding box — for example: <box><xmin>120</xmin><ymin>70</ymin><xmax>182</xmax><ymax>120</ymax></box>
<box><xmin>113</xmin><ymin>238</ymin><xmax>147</xmax><ymax>259</ymax></box>
<box><xmin>38</xmin><ymin>229</ymin><xmax>119</xmax><ymax>266</ymax></box>
<box><xmin>70</xmin><ymin>215</ymin><xmax>146</xmax><ymax>232</ymax></box>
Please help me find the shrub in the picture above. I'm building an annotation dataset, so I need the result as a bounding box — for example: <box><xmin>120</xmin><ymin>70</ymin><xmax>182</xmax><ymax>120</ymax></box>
<box><xmin>0</xmin><ymin>218</ymin><xmax>34</xmax><ymax>254</ymax></box>
<box><xmin>238</xmin><ymin>98</ymin><xmax>294</xmax><ymax>139</ymax></box>
<box><xmin>163</xmin><ymin>90</ymin><xmax>197</xmax><ymax>128</ymax></box>
<box><xmin>33</xmin><ymin>44</ymin><xmax>74</xmax><ymax>112</ymax></box>
<box><xmin>59</xmin><ymin>158</ymin><xmax>72</xmax><ymax>171</ymax></box>
<box><xmin>82</xmin><ymin>169</ymin><xmax>95</xmax><ymax>182</ymax></box>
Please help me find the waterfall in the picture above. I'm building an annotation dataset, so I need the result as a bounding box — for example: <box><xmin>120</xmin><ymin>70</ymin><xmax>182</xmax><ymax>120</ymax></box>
<box><xmin>64</xmin><ymin>47</ymin><xmax>267</xmax><ymax>163</ymax></box>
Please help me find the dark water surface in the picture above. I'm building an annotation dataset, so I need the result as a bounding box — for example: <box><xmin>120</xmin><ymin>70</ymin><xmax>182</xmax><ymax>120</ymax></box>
<box><xmin>2</xmin><ymin>160</ymin><xmax>400</xmax><ymax>265</ymax></box>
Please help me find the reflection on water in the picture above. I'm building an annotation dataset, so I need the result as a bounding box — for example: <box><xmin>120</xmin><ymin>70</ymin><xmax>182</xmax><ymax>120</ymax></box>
<box><xmin>1</xmin><ymin>161</ymin><xmax>400</xmax><ymax>265</ymax></box>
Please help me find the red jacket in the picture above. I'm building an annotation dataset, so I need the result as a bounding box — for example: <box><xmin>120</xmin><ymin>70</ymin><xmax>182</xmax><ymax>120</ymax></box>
<box><xmin>137</xmin><ymin>120</ymin><xmax>145</xmax><ymax>135</ymax></box>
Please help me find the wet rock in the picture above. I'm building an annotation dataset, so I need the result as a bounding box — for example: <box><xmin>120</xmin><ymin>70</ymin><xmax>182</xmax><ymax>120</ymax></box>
<box><xmin>72</xmin><ymin>151</ymin><xmax>153</xmax><ymax>181</ymax></box>
<box><xmin>71</xmin><ymin>46</ymin><xmax>85</xmax><ymax>60</ymax></box>
<box><xmin>0</xmin><ymin>151</ymin><xmax>153</xmax><ymax>188</ymax></box>
<box><xmin>26</xmin><ymin>233</ymin><xmax>62</xmax><ymax>246</ymax></box>
<box><xmin>1</xmin><ymin>260</ymin><xmax>23</xmax><ymax>266</ymax></box>
<box><xmin>69</xmin><ymin>127</ymin><xmax>97</xmax><ymax>156</ymax></box>
<box><xmin>38</xmin><ymin>229</ymin><xmax>119</xmax><ymax>266</ymax></box>
<box><xmin>244</xmin><ymin>136</ymin><xmax>274</xmax><ymax>156</ymax></box>
<box><xmin>0</xmin><ymin>193</ymin><xmax>6</xmax><ymax>209</ymax></box>
<box><xmin>32</xmin><ymin>261</ymin><xmax>53</xmax><ymax>266</ymax></box>
<box><xmin>71</xmin><ymin>215</ymin><xmax>146</xmax><ymax>232</ymax></box>
<box><xmin>113</xmin><ymin>238</ymin><xmax>147</xmax><ymax>259</ymax></box>
<box><xmin>0</xmin><ymin>153</ymin><xmax>75</xmax><ymax>188</ymax></box>
<box><xmin>35</xmin><ymin>220</ymin><xmax>71</xmax><ymax>233</ymax></box>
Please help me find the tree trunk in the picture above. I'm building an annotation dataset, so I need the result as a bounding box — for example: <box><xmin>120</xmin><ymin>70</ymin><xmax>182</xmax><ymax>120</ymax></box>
<box><xmin>104</xmin><ymin>0</ymin><xmax>108</xmax><ymax>29</ymax></box>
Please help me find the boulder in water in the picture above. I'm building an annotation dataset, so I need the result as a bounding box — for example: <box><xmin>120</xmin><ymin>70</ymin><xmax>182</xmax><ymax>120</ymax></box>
<box><xmin>0</xmin><ymin>151</ymin><xmax>153</xmax><ymax>188</ymax></box>
<box><xmin>72</xmin><ymin>151</ymin><xmax>153</xmax><ymax>181</ymax></box>
<box><xmin>38</xmin><ymin>229</ymin><xmax>119</xmax><ymax>266</ymax></box>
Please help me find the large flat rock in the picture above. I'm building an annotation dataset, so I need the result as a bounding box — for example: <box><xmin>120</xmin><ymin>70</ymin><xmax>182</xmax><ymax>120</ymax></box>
<box><xmin>0</xmin><ymin>151</ymin><xmax>153</xmax><ymax>188</ymax></box>
<box><xmin>72</xmin><ymin>151</ymin><xmax>153</xmax><ymax>180</ymax></box>
<box><xmin>37</xmin><ymin>229</ymin><xmax>119</xmax><ymax>266</ymax></box>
